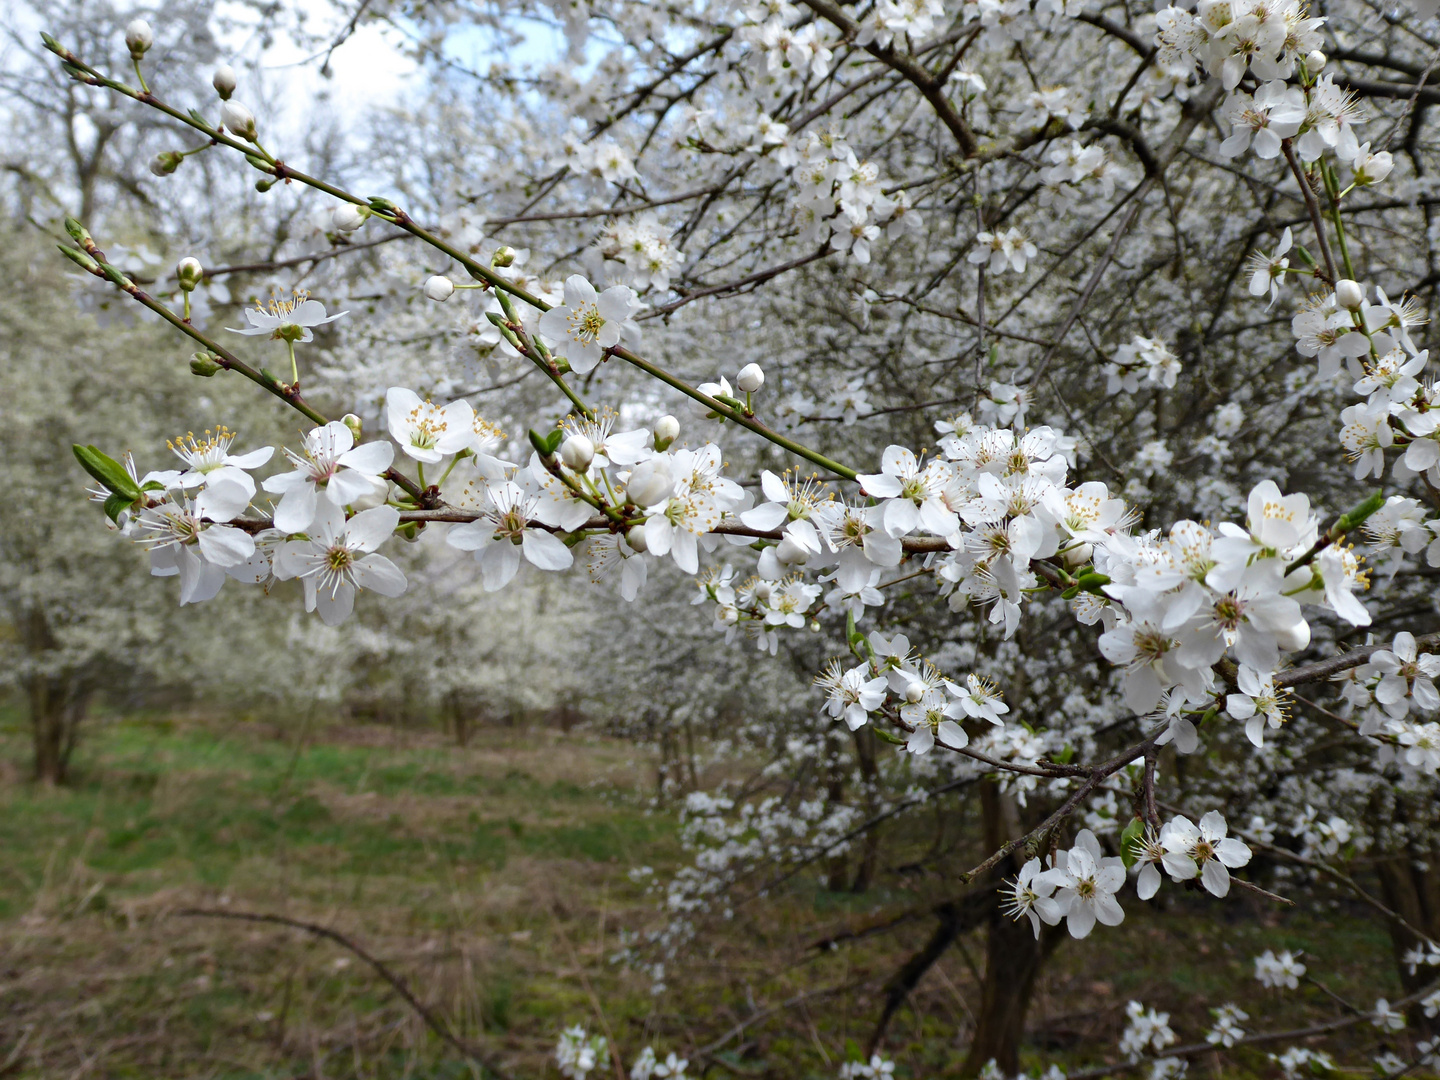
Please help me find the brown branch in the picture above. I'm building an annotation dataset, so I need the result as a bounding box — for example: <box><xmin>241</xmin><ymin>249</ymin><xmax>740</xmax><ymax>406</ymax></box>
<box><xmin>174</xmin><ymin>908</ymin><xmax>514</xmax><ymax>1079</ymax></box>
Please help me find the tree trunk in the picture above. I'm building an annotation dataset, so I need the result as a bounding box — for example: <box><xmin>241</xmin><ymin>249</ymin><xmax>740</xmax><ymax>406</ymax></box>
<box><xmin>29</xmin><ymin>674</ymin><xmax>89</xmax><ymax>785</ymax></box>
<box><xmin>20</xmin><ymin>605</ymin><xmax>89</xmax><ymax>785</ymax></box>
<box><xmin>851</xmin><ymin>727</ymin><xmax>881</xmax><ymax>893</ymax></box>
<box><xmin>954</xmin><ymin>780</ymin><xmax>1062</xmax><ymax>1075</ymax></box>
<box><xmin>1374</xmin><ymin>848</ymin><xmax>1440</xmax><ymax>1035</ymax></box>
<box><xmin>958</xmin><ymin>908</ymin><xmax>1064</xmax><ymax>1075</ymax></box>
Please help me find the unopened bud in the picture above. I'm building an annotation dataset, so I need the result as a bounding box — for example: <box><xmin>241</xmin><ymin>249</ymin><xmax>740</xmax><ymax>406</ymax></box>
<box><xmin>190</xmin><ymin>352</ymin><xmax>222</xmax><ymax>377</ymax></box>
<box><xmin>176</xmin><ymin>257</ymin><xmax>203</xmax><ymax>292</ymax></box>
<box><xmin>125</xmin><ymin>19</ymin><xmax>153</xmax><ymax>59</ymax></box>
<box><xmin>1306</xmin><ymin>49</ymin><xmax>1326</xmax><ymax>72</ymax></box>
<box><xmin>342</xmin><ymin>414</ymin><xmax>364</xmax><ymax>443</ymax></box>
<box><xmin>220</xmin><ymin>99</ymin><xmax>257</xmax><ymax>141</ymax></box>
<box><xmin>212</xmin><ymin>64</ymin><xmax>237</xmax><ymax>99</ymax></box>
<box><xmin>627</xmin><ymin>457</ymin><xmax>673</xmax><ymax>507</ymax></box>
<box><xmin>1335</xmin><ymin>278</ymin><xmax>1365</xmax><ymax>310</ymax></box>
<box><xmin>332</xmin><ymin>203</ymin><xmax>367</xmax><ymax>233</ymax></box>
<box><xmin>1061</xmin><ymin>541</ymin><xmax>1094</xmax><ymax>570</ymax></box>
<box><xmin>904</xmin><ymin>679</ymin><xmax>925</xmax><ymax>704</ymax></box>
<box><xmin>492</xmin><ymin>245</ymin><xmax>516</xmax><ymax>268</ymax></box>
<box><xmin>424</xmin><ymin>275</ymin><xmax>456</xmax><ymax>302</ymax></box>
<box><xmin>737</xmin><ymin>363</ymin><xmax>765</xmax><ymax>393</ymax></box>
<box><xmin>653</xmin><ymin>414</ymin><xmax>679</xmax><ymax>451</ymax></box>
<box><xmin>776</xmin><ymin>534</ymin><xmax>810</xmax><ymax>566</ymax></box>
<box><xmin>626</xmin><ymin>525</ymin><xmax>648</xmax><ymax>553</ymax></box>
<box><xmin>560</xmin><ymin>434</ymin><xmax>595</xmax><ymax>471</ymax></box>
<box><xmin>718</xmin><ymin>605</ymin><xmax>739</xmax><ymax>625</ymax></box>
<box><xmin>150</xmin><ymin>150</ymin><xmax>183</xmax><ymax>176</ymax></box>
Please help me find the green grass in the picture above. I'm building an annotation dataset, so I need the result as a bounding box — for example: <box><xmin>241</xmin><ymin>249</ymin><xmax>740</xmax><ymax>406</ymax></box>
<box><xmin>0</xmin><ymin>710</ymin><xmax>1425</xmax><ymax>1079</ymax></box>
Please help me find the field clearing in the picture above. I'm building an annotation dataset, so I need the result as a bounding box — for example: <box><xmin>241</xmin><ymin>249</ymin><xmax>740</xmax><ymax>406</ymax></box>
<box><xmin>0</xmin><ymin>711</ymin><xmax>1410</xmax><ymax>1078</ymax></box>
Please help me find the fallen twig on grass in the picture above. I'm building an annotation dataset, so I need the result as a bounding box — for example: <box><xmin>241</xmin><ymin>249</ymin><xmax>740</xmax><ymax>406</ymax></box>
<box><xmin>174</xmin><ymin>907</ymin><xmax>515</xmax><ymax>1080</ymax></box>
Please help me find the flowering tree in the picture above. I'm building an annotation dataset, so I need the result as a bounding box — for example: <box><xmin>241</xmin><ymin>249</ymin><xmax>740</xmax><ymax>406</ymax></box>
<box><xmin>29</xmin><ymin>0</ymin><xmax>1440</xmax><ymax>1068</ymax></box>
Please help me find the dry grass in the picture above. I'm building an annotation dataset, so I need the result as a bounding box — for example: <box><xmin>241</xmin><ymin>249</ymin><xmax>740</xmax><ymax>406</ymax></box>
<box><xmin>0</xmin><ymin>710</ymin><xmax>1419</xmax><ymax>1078</ymax></box>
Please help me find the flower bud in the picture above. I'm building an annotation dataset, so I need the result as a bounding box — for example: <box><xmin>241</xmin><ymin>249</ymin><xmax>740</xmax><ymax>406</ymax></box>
<box><xmin>653</xmin><ymin>414</ymin><xmax>679</xmax><ymax>451</ymax></box>
<box><xmin>1061</xmin><ymin>541</ymin><xmax>1094</xmax><ymax>570</ymax></box>
<box><xmin>342</xmin><ymin>414</ymin><xmax>364</xmax><ymax>443</ymax></box>
<box><xmin>332</xmin><ymin>203</ymin><xmax>367</xmax><ymax>232</ymax></box>
<box><xmin>560</xmin><ymin>433</ymin><xmax>595</xmax><ymax>471</ymax></box>
<box><xmin>424</xmin><ymin>275</ymin><xmax>456</xmax><ymax>302</ymax></box>
<box><xmin>150</xmin><ymin>150</ymin><xmax>183</xmax><ymax>176</ymax></box>
<box><xmin>717</xmin><ymin>605</ymin><xmax>739</xmax><ymax>625</ymax></box>
<box><xmin>1335</xmin><ymin>278</ymin><xmax>1365</xmax><ymax>310</ymax></box>
<box><xmin>625</xmin><ymin>525</ymin><xmax>648</xmax><ymax>553</ymax></box>
<box><xmin>125</xmin><ymin>19</ymin><xmax>153</xmax><ymax>59</ymax></box>
<box><xmin>1306</xmin><ymin>50</ymin><xmax>1326</xmax><ymax>72</ymax></box>
<box><xmin>736</xmin><ymin>363</ymin><xmax>765</xmax><ymax>392</ymax></box>
<box><xmin>220</xmin><ymin>100</ymin><xmax>258</xmax><ymax>142</ymax></box>
<box><xmin>904</xmin><ymin>679</ymin><xmax>925</xmax><ymax>704</ymax></box>
<box><xmin>751</xmin><ymin>580</ymin><xmax>773</xmax><ymax>604</ymax></box>
<box><xmin>176</xmin><ymin>257</ymin><xmax>203</xmax><ymax>292</ymax></box>
<box><xmin>213</xmin><ymin>64</ymin><xmax>237</xmax><ymax>99</ymax></box>
<box><xmin>492</xmin><ymin>245</ymin><xmax>516</xmax><ymax>268</ymax></box>
<box><xmin>190</xmin><ymin>352</ymin><xmax>222</xmax><ymax>377</ymax></box>
<box><xmin>627</xmin><ymin>457</ymin><xmax>673</xmax><ymax>507</ymax></box>
<box><xmin>776</xmin><ymin>534</ymin><xmax>810</xmax><ymax>566</ymax></box>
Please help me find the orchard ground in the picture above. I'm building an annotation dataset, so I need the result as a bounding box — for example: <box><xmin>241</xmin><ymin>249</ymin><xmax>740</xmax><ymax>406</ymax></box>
<box><xmin>0</xmin><ymin>708</ymin><xmax>1409</xmax><ymax>1078</ymax></box>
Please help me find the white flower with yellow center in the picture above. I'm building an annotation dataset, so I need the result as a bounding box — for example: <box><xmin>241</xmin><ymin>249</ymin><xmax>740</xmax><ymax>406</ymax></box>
<box><xmin>137</xmin><ymin>479</ymin><xmax>257</xmax><ymax>605</ymax></box>
<box><xmin>538</xmin><ymin>275</ymin><xmax>641</xmax><ymax>374</ymax></box>
<box><xmin>168</xmin><ymin>425</ymin><xmax>274</xmax><ymax>497</ymax></box>
<box><xmin>446</xmin><ymin>480</ymin><xmax>574</xmax><ymax>590</ymax></box>
<box><xmin>273</xmin><ymin>502</ymin><xmax>407</xmax><ymax>625</ymax></box>
<box><xmin>263</xmin><ymin>420</ymin><xmax>394</xmax><ymax>533</ymax></box>
<box><xmin>226</xmin><ymin>290</ymin><xmax>346</xmax><ymax>343</ymax></box>
<box><xmin>385</xmin><ymin>387</ymin><xmax>476</xmax><ymax>464</ymax></box>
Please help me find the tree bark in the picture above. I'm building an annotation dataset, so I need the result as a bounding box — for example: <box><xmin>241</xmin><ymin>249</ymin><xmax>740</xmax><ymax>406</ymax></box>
<box><xmin>1374</xmin><ymin>848</ymin><xmax>1440</xmax><ymax>1035</ymax></box>
<box><xmin>954</xmin><ymin>780</ymin><xmax>1063</xmax><ymax>1075</ymax></box>
<box><xmin>29</xmin><ymin>673</ymin><xmax>88</xmax><ymax>785</ymax></box>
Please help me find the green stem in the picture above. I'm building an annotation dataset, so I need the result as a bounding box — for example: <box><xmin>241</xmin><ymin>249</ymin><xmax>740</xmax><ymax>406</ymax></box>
<box><xmin>131</xmin><ymin>57</ymin><xmax>148</xmax><ymax>93</ymax></box>
<box><xmin>286</xmin><ymin>339</ymin><xmax>298</xmax><ymax>386</ymax></box>
<box><xmin>69</xmin><ymin>243</ymin><xmax>427</xmax><ymax>504</ymax></box>
<box><xmin>1321</xmin><ymin>159</ymin><xmax>1358</xmax><ymax>281</ymax></box>
<box><xmin>45</xmin><ymin>37</ymin><xmax>860</xmax><ymax>481</ymax></box>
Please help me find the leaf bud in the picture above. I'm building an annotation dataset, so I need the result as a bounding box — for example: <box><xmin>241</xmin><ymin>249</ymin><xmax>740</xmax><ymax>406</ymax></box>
<box><xmin>560</xmin><ymin>434</ymin><xmax>595</xmax><ymax>471</ymax></box>
<box><xmin>220</xmin><ymin>99</ymin><xmax>258</xmax><ymax>141</ymax></box>
<box><xmin>1335</xmin><ymin>278</ymin><xmax>1365</xmax><ymax>310</ymax></box>
<box><xmin>150</xmin><ymin>150</ymin><xmax>183</xmax><ymax>176</ymax></box>
<box><xmin>492</xmin><ymin>245</ymin><xmax>516</xmax><ymax>268</ymax></box>
<box><xmin>423</xmin><ymin>275</ymin><xmax>456</xmax><ymax>302</ymax></box>
<box><xmin>63</xmin><ymin>218</ymin><xmax>92</xmax><ymax>246</ymax></box>
<box><xmin>627</xmin><ymin>457</ymin><xmax>674</xmax><ymax>507</ymax></box>
<box><xmin>736</xmin><ymin>363</ymin><xmax>765</xmax><ymax>392</ymax></box>
<box><xmin>125</xmin><ymin>19</ymin><xmax>153</xmax><ymax>59</ymax></box>
<box><xmin>190</xmin><ymin>352</ymin><xmax>222</xmax><ymax>377</ymax></box>
<box><xmin>625</xmin><ymin>525</ymin><xmax>648</xmax><ymax>552</ymax></box>
<box><xmin>653</xmin><ymin>414</ymin><xmax>679</xmax><ymax>451</ymax></box>
<box><xmin>176</xmin><ymin>257</ymin><xmax>203</xmax><ymax>292</ymax></box>
<box><xmin>212</xmin><ymin>64</ymin><xmax>237</xmax><ymax>99</ymax></box>
<box><xmin>332</xmin><ymin>203</ymin><xmax>368</xmax><ymax>233</ymax></box>
<box><xmin>342</xmin><ymin>414</ymin><xmax>364</xmax><ymax>443</ymax></box>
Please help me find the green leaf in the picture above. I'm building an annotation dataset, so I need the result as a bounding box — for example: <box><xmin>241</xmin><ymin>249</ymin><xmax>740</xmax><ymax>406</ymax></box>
<box><xmin>873</xmin><ymin>728</ymin><xmax>906</xmax><ymax>745</ymax></box>
<box><xmin>1060</xmin><ymin>584</ymin><xmax>1080</xmax><ymax>600</ymax></box>
<box><xmin>102</xmin><ymin>492</ymin><xmax>132</xmax><ymax>522</ymax></box>
<box><xmin>73</xmin><ymin>445</ymin><xmax>140</xmax><ymax>499</ymax></box>
<box><xmin>1076</xmin><ymin>571</ymin><xmax>1111</xmax><ymax>594</ymax></box>
<box><xmin>1293</xmin><ymin>244</ymin><xmax>1318</xmax><ymax>269</ymax></box>
<box><xmin>528</xmin><ymin>428</ymin><xmax>550</xmax><ymax>457</ymax></box>
<box><xmin>1119</xmin><ymin>816</ymin><xmax>1145</xmax><ymax>870</ymax></box>
<box><xmin>543</xmin><ymin>429</ymin><xmax>564</xmax><ymax>455</ymax></box>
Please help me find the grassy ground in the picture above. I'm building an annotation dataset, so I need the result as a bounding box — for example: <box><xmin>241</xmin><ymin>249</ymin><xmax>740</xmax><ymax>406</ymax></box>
<box><xmin>0</xmin><ymin>710</ymin><xmax>1418</xmax><ymax>1078</ymax></box>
